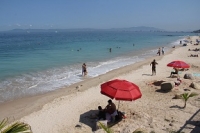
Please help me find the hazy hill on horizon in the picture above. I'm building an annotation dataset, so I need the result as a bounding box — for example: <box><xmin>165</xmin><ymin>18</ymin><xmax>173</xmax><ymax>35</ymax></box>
<box><xmin>6</xmin><ymin>26</ymin><xmax>166</xmax><ymax>32</ymax></box>
<box><xmin>2</xmin><ymin>26</ymin><xmax>196</xmax><ymax>33</ymax></box>
<box><xmin>192</xmin><ymin>29</ymin><xmax>200</xmax><ymax>33</ymax></box>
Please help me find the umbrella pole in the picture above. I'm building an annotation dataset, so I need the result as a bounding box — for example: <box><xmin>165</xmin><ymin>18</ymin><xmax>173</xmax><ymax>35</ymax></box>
<box><xmin>117</xmin><ymin>101</ymin><xmax>120</xmax><ymax>110</ymax></box>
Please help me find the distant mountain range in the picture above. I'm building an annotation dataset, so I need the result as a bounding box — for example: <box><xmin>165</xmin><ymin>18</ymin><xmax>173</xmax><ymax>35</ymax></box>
<box><xmin>109</xmin><ymin>26</ymin><xmax>165</xmax><ymax>31</ymax></box>
<box><xmin>192</xmin><ymin>29</ymin><xmax>200</xmax><ymax>33</ymax></box>
<box><xmin>8</xmin><ymin>26</ymin><xmax>166</xmax><ymax>32</ymax></box>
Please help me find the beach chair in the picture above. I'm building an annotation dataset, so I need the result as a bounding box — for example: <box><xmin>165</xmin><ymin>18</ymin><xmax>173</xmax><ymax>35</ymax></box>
<box><xmin>96</xmin><ymin>120</ymin><xmax>107</xmax><ymax>130</ymax></box>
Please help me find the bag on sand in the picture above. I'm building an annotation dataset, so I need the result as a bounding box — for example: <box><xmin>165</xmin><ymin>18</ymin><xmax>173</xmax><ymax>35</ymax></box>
<box><xmin>115</xmin><ymin>110</ymin><xmax>124</xmax><ymax>121</ymax></box>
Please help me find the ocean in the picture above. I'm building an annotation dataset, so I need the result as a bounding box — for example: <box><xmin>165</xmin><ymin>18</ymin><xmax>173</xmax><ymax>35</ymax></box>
<box><xmin>0</xmin><ymin>30</ymin><xmax>195</xmax><ymax>103</ymax></box>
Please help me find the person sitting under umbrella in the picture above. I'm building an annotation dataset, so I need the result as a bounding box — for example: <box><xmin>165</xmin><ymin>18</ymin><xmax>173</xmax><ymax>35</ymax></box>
<box><xmin>104</xmin><ymin>99</ymin><xmax>118</xmax><ymax>122</ymax></box>
<box><xmin>170</xmin><ymin>67</ymin><xmax>179</xmax><ymax>77</ymax></box>
<box><xmin>97</xmin><ymin>106</ymin><xmax>106</xmax><ymax>120</ymax></box>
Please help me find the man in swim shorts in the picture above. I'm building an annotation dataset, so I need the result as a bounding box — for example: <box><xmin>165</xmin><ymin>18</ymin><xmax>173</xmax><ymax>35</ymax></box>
<box><xmin>150</xmin><ymin>59</ymin><xmax>158</xmax><ymax>75</ymax></box>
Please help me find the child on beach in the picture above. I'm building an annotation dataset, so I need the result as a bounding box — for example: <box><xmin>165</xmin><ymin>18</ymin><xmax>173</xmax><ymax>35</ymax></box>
<box><xmin>97</xmin><ymin>106</ymin><xmax>106</xmax><ymax>120</ymax></box>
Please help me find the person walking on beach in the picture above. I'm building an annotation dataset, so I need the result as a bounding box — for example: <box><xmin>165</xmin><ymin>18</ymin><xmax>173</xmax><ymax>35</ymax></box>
<box><xmin>162</xmin><ymin>47</ymin><xmax>164</xmax><ymax>55</ymax></box>
<box><xmin>82</xmin><ymin>63</ymin><xmax>87</xmax><ymax>76</ymax></box>
<box><xmin>157</xmin><ymin>48</ymin><xmax>161</xmax><ymax>56</ymax></box>
<box><xmin>150</xmin><ymin>59</ymin><xmax>158</xmax><ymax>76</ymax></box>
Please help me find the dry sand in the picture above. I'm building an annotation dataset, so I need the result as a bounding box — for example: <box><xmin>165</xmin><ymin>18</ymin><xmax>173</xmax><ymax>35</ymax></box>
<box><xmin>1</xmin><ymin>36</ymin><xmax>200</xmax><ymax>133</ymax></box>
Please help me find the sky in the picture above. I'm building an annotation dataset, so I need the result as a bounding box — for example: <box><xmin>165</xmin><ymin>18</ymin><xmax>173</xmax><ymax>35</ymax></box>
<box><xmin>0</xmin><ymin>0</ymin><xmax>199</xmax><ymax>31</ymax></box>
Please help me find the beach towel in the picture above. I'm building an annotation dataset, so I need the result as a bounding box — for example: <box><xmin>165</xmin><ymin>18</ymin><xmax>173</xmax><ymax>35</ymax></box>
<box><xmin>193</xmin><ymin>73</ymin><xmax>200</xmax><ymax>77</ymax></box>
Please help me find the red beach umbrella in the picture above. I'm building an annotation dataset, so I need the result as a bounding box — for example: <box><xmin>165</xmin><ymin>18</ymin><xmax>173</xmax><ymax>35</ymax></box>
<box><xmin>101</xmin><ymin>79</ymin><xmax>142</xmax><ymax>101</ymax></box>
<box><xmin>167</xmin><ymin>60</ymin><xmax>190</xmax><ymax>68</ymax></box>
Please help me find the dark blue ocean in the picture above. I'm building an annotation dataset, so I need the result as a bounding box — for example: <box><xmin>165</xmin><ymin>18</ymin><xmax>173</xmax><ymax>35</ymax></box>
<box><xmin>0</xmin><ymin>30</ymin><xmax>195</xmax><ymax>103</ymax></box>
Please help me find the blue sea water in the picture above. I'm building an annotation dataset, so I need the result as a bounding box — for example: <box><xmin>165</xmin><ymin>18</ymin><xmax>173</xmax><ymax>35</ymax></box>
<box><xmin>0</xmin><ymin>30</ymin><xmax>195</xmax><ymax>103</ymax></box>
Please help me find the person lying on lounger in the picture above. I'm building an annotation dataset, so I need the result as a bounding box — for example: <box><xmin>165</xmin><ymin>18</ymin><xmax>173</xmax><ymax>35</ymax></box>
<box><xmin>170</xmin><ymin>67</ymin><xmax>179</xmax><ymax>77</ymax></box>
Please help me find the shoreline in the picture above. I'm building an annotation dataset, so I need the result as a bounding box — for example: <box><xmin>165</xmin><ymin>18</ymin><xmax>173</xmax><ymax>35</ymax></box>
<box><xmin>0</xmin><ymin>33</ymin><xmax>183</xmax><ymax>104</ymax></box>
<box><xmin>1</xmin><ymin>36</ymin><xmax>200</xmax><ymax>133</ymax></box>
<box><xmin>0</xmin><ymin>45</ymin><xmax>173</xmax><ymax>121</ymax></box>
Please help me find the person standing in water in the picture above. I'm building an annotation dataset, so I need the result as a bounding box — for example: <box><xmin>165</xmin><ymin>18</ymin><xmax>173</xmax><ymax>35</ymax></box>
<box><xmin>157</xmin><ymin>48</ymin><xmax>161</xmax><ymax>56</ymax></box>
<box><xmin>162</xmin><ymin>47</ymin><xmax>164</xmax><ymax>55</ymax></box>
<box><xmin>82</xmin><ymin>63</ymin><xmax>87</xmax><ymax>76</ymax></box>
<box><xmin>150</xmin><ymin>59</ymin><xmax>158</xmax><ymax>76</ymax></box>
<box><xmin>109</xmin><ymin>48</ymin><xmax>112</xmax><ymax>53</ymax></box>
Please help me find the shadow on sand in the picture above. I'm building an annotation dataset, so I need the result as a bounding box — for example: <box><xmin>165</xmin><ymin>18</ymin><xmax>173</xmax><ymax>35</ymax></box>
<box><xmin>155</xmin><ymin>89</ymin><xmax>171</xmax><ymax>93</ymax></box>
<box><xmin>169</xmin><ymin>105</ymin><xmax>183</xmax><ymax>109</ymax></box>
<box><xmin>79</xmin><ymin>110</ymin><xmax>124</xmax><ymax>131</ymax></box>
<box><xmin>177</xmin><ymin>109</ymin><xmax>200</xmax><ymax>133</ymax></box>
<box><xmin>152</xmin><ymin>80</ymin><xmax>165</xmax><ymax>86</ymax></box>
<box><xmin>79</xmin><ymin>110</ymin><xmax>98</xmax><ymax>131</ymax></box>
<box><xmin>142</xmin><ymin>74</ymin><xmax>152</xmax><ymax>76</ymax></box>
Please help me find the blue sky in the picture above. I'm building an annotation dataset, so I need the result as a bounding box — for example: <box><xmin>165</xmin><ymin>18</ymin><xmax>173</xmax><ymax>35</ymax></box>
<box><xmin>0</xmin><ymin>0</ymin><xmax>199</xmax><ymax>31</ymax></box>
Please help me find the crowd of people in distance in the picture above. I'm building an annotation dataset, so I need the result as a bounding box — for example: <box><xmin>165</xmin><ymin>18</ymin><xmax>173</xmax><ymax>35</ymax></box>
<box><xmin>188</xmin><ymin>48</ymin><xmax>200</xmax><ymax>51</ymax></box>
<box><xmin>188</xmin><ymin>48</ymin><xmax>199</xmax><ymax>57</ymax></box>
<box><xmin>188</xmin><ymin>54</ymin><xmax>199</xmax><ymax>57</ymax></box>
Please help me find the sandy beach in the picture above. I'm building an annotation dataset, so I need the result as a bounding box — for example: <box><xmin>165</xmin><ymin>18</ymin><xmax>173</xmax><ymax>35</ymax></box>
<box><xmin>1</xmin><ymin>36</ymin><xmax>200</xmax><ymax>133</ymax></box>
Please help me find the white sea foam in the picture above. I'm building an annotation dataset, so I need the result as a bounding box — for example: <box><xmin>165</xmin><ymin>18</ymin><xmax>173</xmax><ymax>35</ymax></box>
<box><xmin>0</xmin><ymin>55</ymin><xmax>145</xmax><ymax>103</ymax></box>
<box><xmin>0</xmin><ymin>32</ymin><xmax>194</xmax><ymax>103</ymax></box>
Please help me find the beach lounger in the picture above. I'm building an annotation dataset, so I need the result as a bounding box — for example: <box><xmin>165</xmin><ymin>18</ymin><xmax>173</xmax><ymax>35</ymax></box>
<box><xmin>170</xmin><ymin>71</ymin><xmax>182</xmax><ymax>78</ymax></box>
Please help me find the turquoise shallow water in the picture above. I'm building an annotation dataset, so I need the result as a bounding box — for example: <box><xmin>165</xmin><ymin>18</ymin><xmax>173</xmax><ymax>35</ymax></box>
<box><xmin>0</xmin><ymin>30</ymin><xmax>195</xmax><ymax>103</ymax></box>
